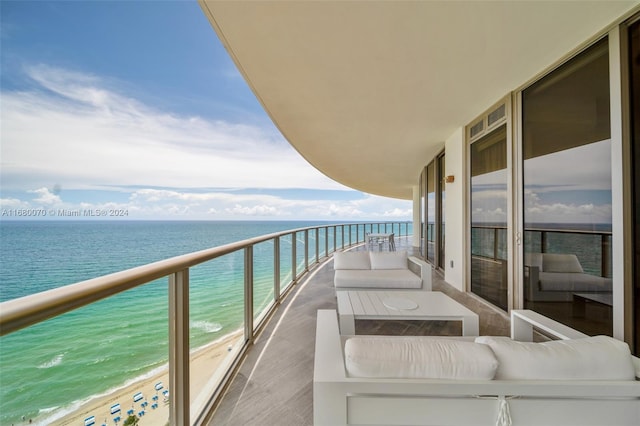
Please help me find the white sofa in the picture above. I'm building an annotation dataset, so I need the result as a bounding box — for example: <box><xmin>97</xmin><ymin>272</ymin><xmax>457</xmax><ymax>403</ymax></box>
<box><xmin>525</xmin><ymin>253</ymin><xmax>612</xmax><ymax>302</ymax></box>
<box><xmin>333</xmin><ymin>250</ymin><xmax>432</xmax><ymax>291</ymax></box>
<box><xmin>314</xmin><ymin>309</ymin><xmax>640</xmax><ymax>426</ymax></box>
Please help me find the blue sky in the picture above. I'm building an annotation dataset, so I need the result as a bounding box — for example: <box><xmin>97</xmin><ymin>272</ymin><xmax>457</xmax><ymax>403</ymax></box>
<box><xmin>0</xmin><ymin>0</ymin><xmax>412</xmax><ymax>221</ymax></box>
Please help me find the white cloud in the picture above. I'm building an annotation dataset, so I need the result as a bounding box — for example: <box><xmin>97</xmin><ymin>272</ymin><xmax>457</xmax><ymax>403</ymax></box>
<box><xmin>523</xmin><ymin>139</ymin><xmax>612</xmax><ymax>191</ymax></box>
<box><xmin>225</xmin><ymin>204</ymin><xmax>281</xmax><ymax>216</ymax></box>
<box><xmin>1</xmin><ymin>65</ymin><xmax>347</xmax><ymax>192</ymax></box>
<box><xmin>0</xmin><ymin>198</ymin><xmax>30</xmax><ymax>209</ymax></box>
<box><xmin>383</xmin><ymin>208</ymin><xmax>412</xmax><ymax>218</ymax></box>
<box><xmin>1</xmin><ymin>65</ymin><xmax>412</xmax><ymax>220</ymax></box>
<box><xmin>0</xmin><ymin>185</ymin><xmax>412</xmax><ymax>221</ymax></box>
<box><xmin>28</xmin><ymin>187</ymin><xmax>62</xmax><ymax>205</ymax></box>
<box><xmin>524</xmin><ymin>188</ymin><xmax>611</xmax><ymax>224</ymax></box>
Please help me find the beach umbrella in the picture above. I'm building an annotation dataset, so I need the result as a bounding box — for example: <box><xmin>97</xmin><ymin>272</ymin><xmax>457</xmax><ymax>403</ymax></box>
<box><xmin>110</xmin><ymin>403</ymin><xmax>121</xmax><ymax>415</ymax></box>
<box><xmin>84</xmin><ymin>416</ymin><xmax>95</xmax><ymax>426</ymax></box>
<box><xmin>133</xmin><ymin>392</ymin><xmax>143</xmax><ymax>402</ymax></box>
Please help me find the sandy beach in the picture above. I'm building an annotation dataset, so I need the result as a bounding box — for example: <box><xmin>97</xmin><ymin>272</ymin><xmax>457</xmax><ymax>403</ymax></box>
<box><xmin>47</xmin><ymin>331</ymin><xmax>243</xmax><ymax>426</ymax></box>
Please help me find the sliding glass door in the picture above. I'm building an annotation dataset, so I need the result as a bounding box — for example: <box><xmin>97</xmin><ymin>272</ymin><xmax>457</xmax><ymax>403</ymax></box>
<box><xmin>426</xmin><ymin>162</ymin><xmax>436</xmax><ymax>264</ymax></box>
<box><xmin>630</xmin><ymin>18</ymin><xmax>640</xmax><ymax>354</ymax></box>
<box><xmin>470</xmin><ymin>125</ymin><xmax>508</xmax><ymax>310</ymax></box>
<box><xmin>438</xmin><ymin>153</ymin><xmax>446</xmax><ymax>269</ymax></box>
<box><xmin>422</xmin><ymin>154</ymin><xmax>446</xmax><ymax>270</ymax></box>
<box><xmin>522</xmin><ymin>37</ymin><xmax>612</xmax><ymax>336</ymax></box>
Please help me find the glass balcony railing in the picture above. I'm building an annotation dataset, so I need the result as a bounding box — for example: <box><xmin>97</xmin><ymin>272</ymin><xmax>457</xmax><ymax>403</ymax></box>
<box><xmin>0</xmin><ymin>221</ymin><xmax>412</xmax><ymax>426</ymax></box>
<box><xmin>470</xmin><ymin>225</ymin><xmax>612</xmax><ymax>279</ymax></box>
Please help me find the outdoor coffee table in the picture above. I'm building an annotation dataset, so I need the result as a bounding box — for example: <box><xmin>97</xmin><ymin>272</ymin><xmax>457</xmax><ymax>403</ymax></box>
<box><xmin>336</xmin><ymin>290</ymin><xmax>479</xmax><ymax>336</ymax></box>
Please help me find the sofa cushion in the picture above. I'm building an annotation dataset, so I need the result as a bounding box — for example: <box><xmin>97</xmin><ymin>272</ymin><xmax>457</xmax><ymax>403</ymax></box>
<box><xmin>475</xmin><ymin>335</ymin><xmax>636</xmax><ymax>380</ymax></box>
<box><xmin>369</xmin><ymin>250</ymin><xmax>408</xmax><ymax>270</ymax></box>
<box><xmin>542</xmin><ymin>253</ymin><xmax>584</xmax><ymax>273</ymax></box>
<box><xmin>334</xmin><ymin>251</ymin><xmax>371</xmax><ymax>270</ymax></box>
<box><xmin>334</xmin><ymin>270</ymin><xmax>422</xmax><ymax>289</ymax></box>
<box><xmin>538</xmin><ymin>272</ymin><xmax>612</xmax><ymax>292</ymax></box>
<box><xmin>345</xmin><ymin>336</ymin><xmax>498</xmax><ymax>379</ymax></box>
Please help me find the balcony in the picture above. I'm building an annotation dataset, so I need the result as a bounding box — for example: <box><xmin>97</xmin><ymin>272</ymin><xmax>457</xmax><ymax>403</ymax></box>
<box><xmin>206</xmin><ymin>237</ymin><xmax>511</xmax><ymax>425</ymax></box>
<box><xmin>4</xmin><ymin>222</ymin><xmax>466</xmax><ymax>426</ymax></box>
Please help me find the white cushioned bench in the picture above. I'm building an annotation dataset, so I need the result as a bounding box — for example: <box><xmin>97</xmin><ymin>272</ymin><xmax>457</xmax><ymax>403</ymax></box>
<box><xmin>525</xmin><ymin>253</ymin><xmax>612</xmax><ymax>301</ymax></box>
<box><xmin>333</xmin><ymin>250</ymin><xmax>432</xmax><ymax>291</ymax></box>
<box><xmin>313</xmin><ymin>309</ymin><xmax>640</xmax><ymax>426</ymax></box>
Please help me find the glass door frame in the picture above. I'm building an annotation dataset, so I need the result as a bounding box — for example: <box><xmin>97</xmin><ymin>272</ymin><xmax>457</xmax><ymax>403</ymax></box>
<box><xmin>515</xmin><ymin>29</ymin><xmax>630</xmax><ymax>341</ymax></box>
<box><xmin>466</xmin><ymin>96</ymin><xmax>514</xmax><ymax>312</ymax></box>
<box><xmin>624</xmin><ymin>13</ymin><xmax>640</xmax><ymax>353</ymax></box>
<box><xmin>436</xmin><ymin>151</ymin><xmax>446</xmax><ymax>271</ymax></box>
<box><xmin>423</xmin><ymin>151</ymin><xmax>446</xmax><ymax>271</ymax></box>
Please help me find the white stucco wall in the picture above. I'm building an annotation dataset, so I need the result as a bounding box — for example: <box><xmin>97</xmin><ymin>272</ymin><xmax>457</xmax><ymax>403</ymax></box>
<box><xmin>443</xmin><ymin>127</ymin><xmax>465</xmax><ymax>292</ymax></box>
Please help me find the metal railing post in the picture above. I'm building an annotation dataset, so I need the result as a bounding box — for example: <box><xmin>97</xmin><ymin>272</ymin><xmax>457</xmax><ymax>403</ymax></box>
<box><xmin>274</xmin><ymin>237</ymin><xmax>281</xmax><ymax>301</ymax></box>
<box><xmin>602</xmin><ymin>234</ymin><xmax>611</xmax><ymax>278</ymax></box>
<box><xmin>325</xmin><ymin>227</ymin><xmax>329</xmax><ymax>256</ymax></box>
<box><xmin>244</xmin><ymin>246</ymin><xmax>254</xmax><ymax>340</ymax></box>
<box><xmin>304</xmin><ymin>229</ymin><xmax>309</xmax><ymax>271</ymax></box>
<box><xmin>315</xmin><ymin>228</ymin><xmax>319</xmax><ymax>263</ymax></box>
<box><xmin>291</xmin><ymin>233</ymin><xmax>297</xmax><ymax>283</ymax></box>
<box><xmin>169</xmin><ymin>269</ymin><xmax>190</xmax><ymax>426</ymax></box>
<box><xmin>333</xmin><ymin>227</ymin><xmax>337</xmax><ymax>253</ymax></box>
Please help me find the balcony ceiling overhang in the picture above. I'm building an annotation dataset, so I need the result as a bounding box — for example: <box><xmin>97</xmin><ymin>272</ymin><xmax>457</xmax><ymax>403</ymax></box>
<box><xmin>199</xmin><ymin>0</ymin><xmax>638</xmax><ymax>200</ymax></box>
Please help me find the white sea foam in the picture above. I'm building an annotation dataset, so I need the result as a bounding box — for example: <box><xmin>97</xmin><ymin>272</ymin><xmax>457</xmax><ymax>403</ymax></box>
<box><xmin>35</xmin><ymin>328</ymin><xmax>244</xmax><ymax>426</ymax></box>
<box><xmin>191</xmin><ymin>320</ymin><xmax>223</xmax><ymax>333</ymax></box>
<box><xmin>37</xmin><ymin>354</ymin><xmax>64</xmax><ymax>369</ymax></box>
<box><xmin>91</xmin><ymin>355</ymin><xmax>111</xmax><ymax>365</ymax></box>
<box><xmin>37</xmin><ymin>363</ymin><xmax>171</xmax><ymax>426</ymax></box>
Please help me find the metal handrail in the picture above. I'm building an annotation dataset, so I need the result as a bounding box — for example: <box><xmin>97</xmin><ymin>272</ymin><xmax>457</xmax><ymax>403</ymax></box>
<box><xmin>0</xmin><ymin>221</ymin><xmax>411</xmax><ymax>426</ymax></box>
<box><xmin>470</xmin><ymin>225</ymin><xmax>612</xmax><ymax>277</ymax></box>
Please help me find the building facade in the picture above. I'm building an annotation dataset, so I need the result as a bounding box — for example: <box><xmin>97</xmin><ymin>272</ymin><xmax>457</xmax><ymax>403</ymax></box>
<box><xmin>417</xmin><ymin>13</ymin><xmax>639</xmax><ymax>354</ymax></box>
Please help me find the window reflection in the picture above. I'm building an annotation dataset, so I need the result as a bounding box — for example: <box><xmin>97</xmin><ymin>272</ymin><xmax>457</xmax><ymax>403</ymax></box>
<box><xmin>471</xmin><ymin>125</ymin><xmax>508</xmax><ymax>310</ymax></box>
<box><xmin>522</xmin><ymin>37</ymin><xmax>612</xmax><ymax>336</ymax></box>
<box><xmin>426</xmin><ymin>162</ymin><xmax>436</xmax><ymax>263</ymax></box>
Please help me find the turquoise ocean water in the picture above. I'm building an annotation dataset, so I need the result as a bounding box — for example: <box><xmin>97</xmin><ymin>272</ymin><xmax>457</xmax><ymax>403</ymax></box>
<box><xmin>0</xmin><ymin>220</ymin><xmax>334</xmax><ymax>425</ymax></box>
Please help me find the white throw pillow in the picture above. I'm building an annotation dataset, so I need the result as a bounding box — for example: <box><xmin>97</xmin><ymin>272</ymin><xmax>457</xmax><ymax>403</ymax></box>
<box><xmin>369</xmin><ymin>251</ymin><xmax>408</xmax><ymax>270</ymax></box>
<box><xmin>542</xmin><ymin>253</ymin><xmax>584</xmax><ymax>273</ymax></box>
<box><xmin>475</xmin><ymin>335</ymin><xmax>636</xmax><ymax>380</ymax></box>
<box><xmin>333</xmin><ymin>251</ymin><xmax>371</xmax><ymax>270</ymax></box>
<box><xmin>345</xmin><ymin>336</ymin><xmax>498</xmax><ymax>379</ymax></box>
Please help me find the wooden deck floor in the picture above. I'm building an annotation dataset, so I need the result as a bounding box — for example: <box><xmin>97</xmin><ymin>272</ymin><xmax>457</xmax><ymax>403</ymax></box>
<box><xmin>205</xmin><ymin>237</ymin><xmax>510</xmax><ymax>425</ymax></box>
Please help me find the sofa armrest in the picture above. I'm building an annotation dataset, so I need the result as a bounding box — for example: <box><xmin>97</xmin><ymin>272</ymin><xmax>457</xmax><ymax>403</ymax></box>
<box><xmin>511</xmin><ymin>309</ymin><xmax>588</xmax><ymax>341</ymax></box>
<box><xmin>314</xmin><ymin>310</ymin><xmax>348</xmax><ymax>425</ymax></box>
<box><xmin>525</xmin><ymin>265</ymin><xmax>540</xmax><ymax>300</ymax></box>
<box><xmin>408</xmin><ymin>256</ymin><xmax>432</xmax><ymax>291</ymax></box>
